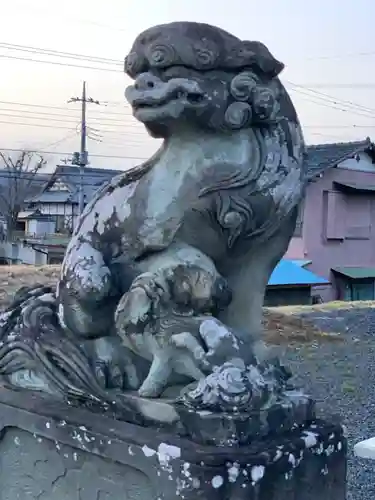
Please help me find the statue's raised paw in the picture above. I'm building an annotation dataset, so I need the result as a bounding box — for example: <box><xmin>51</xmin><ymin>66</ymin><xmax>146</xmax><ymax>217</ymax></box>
<box><xmin>0</xmin><ymin>20</ymin><xmax>308</xmax><ymax>430</ymax></box>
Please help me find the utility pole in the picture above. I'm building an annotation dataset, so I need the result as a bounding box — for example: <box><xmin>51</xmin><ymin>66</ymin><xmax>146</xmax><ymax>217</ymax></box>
<box><xmin>68</xmin><ymin>81</ymin><xmax>100</xmax><ymax>215</ymax></box>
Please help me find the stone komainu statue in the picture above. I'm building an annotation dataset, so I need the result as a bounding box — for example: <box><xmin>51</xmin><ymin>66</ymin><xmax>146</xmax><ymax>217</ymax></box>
<box><xmin>0</xmin><ymin>22</ymin><xmax>307</xmax><ymax>423</ymax></box>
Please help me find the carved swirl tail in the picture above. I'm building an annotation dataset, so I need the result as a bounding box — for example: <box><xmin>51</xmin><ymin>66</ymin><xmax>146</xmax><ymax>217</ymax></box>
<box><xmin>0</xmin><ymin>284</ymin><xmax>145</xmax><ymax>424</ymax></box>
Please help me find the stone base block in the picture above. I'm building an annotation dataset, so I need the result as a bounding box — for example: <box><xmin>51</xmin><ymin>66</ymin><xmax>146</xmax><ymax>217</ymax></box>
<box><xmin>0</xmin><ymin>388</ymin><xmax>346</xmax><ymax>499</ymax></box>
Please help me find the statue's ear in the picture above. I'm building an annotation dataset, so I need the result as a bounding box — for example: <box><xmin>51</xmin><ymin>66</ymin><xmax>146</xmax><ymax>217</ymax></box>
<box><xmin>236</xmin><ymin>41</ymin><xmax>284</xmax><ymax>78</ymax></box>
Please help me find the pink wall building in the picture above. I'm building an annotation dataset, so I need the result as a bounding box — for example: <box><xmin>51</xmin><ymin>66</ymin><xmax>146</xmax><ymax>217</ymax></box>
<box><xmin>284</xmin><ymin>138</ymin><xmax>375</xmax><ymax>301</ymax></box>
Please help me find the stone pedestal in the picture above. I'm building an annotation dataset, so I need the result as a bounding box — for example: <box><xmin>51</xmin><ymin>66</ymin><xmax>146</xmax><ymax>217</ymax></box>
<box><xmin>0</xmin><ymin>388</ymin><xmax>346</xmax><ymax>500</ymax></box>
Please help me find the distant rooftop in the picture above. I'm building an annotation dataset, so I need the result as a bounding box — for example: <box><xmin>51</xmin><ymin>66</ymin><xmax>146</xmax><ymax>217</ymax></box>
<box><xmin>53</xmin><ymin>165</ymin><xmax>123</xmax><ymax>202</ymax></box>
<box><xmin>26</xmin><ymin>164</ymin><xmax>124</xmax><ymax>204</ymax></box>
<box><xmin>332</xmin><ymin>266</ymin><xmax>375</xmax><ymax>280</ymax></box>
<box><xmin>268</xmin><ymin>259</ymin><xmax>329</xmax><ymax>286</ymax></box>
<box><xmin>0</xmin><ymin>169</ymin><xmax>50</xmax><ymax>216</ymax></box>
<box><xmin>305</xmin><ymin>137</ymin><xmax>375</xmax><ymax>180</ymax></box>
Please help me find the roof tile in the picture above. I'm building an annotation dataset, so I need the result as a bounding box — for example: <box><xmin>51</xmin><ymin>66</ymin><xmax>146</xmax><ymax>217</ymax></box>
<box><xmin>305</xmin><ymin>138</ymin><xmax>374</xmax><ymax>180</ymax></box>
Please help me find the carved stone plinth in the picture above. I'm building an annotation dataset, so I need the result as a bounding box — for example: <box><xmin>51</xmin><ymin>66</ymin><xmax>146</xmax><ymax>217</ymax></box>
<box><xmin>0</xmin><ymin>388</ymin><xmax>346</xmax><ymax>500</ymax></box>
<box><xmin>175</xmin><ymin>389</ymin><xmax>316</xmax><ymax>446</ymax></box>
<box><xmin>0</xmin><ymin>19</ymin><xmax>347</xmax><ymax>500</ymax></box>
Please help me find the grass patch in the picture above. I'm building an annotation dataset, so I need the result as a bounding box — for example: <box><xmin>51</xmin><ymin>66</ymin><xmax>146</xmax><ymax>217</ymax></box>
<box><xmin>0</xmin><ymin>265</ymin><xmax>352</xmax><ymax>345</ymax></box>
<box><xmin>0</xmin><ymin>265</ymin><xmax>59</xmax><ymax>309</ymax></box>
<box><xmin>263</xmin><ymin>309</ymin><xmax>344</xmax><ymax>345</ymax></box>
<box><xmin>268</xmin><ymin>300</ymin><xmax>375</xmax><ymax>315</ymax></box>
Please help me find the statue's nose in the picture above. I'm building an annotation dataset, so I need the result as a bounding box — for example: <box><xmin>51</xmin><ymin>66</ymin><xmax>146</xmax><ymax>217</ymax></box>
<box><xmin>134</xmin><ymin>72</ymin><xmax>161</xmax><ymax>91</ymax></box>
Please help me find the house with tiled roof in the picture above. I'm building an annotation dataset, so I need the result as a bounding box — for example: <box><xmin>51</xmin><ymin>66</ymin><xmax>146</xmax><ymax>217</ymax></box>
<box><xmin>284</xmin><ymin>137</ymin><xmax>375</xmax><ymax>302</ymax></box>
<box><xmin>24</xmin><ymin>164</ymin><xmax>123</xmax><ymax>235</ymax></box>
<box><xmin>0</xmin><ymin>169</ymin><xmax>51</xmax><ymax>233</ymax></box>
<box><xmin>0</xmin><ymin>164</ymin><xmax>122</xmax><ymax>265</ymax></box>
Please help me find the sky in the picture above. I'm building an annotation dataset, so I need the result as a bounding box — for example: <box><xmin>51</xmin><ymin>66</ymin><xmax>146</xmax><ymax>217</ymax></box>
<box><xmin>2</xmin><ymin>0</ymin><xmax>375</xmax><ymax>171</ymax></box>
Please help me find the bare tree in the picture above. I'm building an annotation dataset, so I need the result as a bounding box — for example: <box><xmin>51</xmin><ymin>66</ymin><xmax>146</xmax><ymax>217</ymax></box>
<box><xmin>0</xmin><ymin>151</ymin><xmax>47</xmax><ymax>237</ymax></box>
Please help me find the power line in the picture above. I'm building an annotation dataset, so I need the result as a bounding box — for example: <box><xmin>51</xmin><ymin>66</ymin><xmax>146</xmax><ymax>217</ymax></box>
<box><xmin>286</xmin><ymin>81</ymin><xmax>375</xmax><ymax>115</ymax></box>
<box><xmin>7</xmin><ymin>131</ymin><xmax>80</xmax><ymax>156</ymax></box>
<box><xmin>2</xmin><ymin>50</ymin><xmax>375</xmax><ymax>89</ymax></box>
<box><xmin>0</xmin><ymin>168</ymin><xmax>126</xmax><ymax>181</ymax></box>
<box><xmin>1</xmin><ymin>102</ymin><xmax>372</xmax><ymax>145</ymax></box>
<box><xmin>36</xmin><ymin>131</ymin><xmax>79</xmax><ymax>150</ymax></box>
<box><xmin>0</xmin><ymin>116</ymin><xmax>149</xmax><ymax>141</ymax></box>
<box><xmin>1</xmin><ymin>75</ymin><xmax>373</xmax><ymax>142</ymax></box>
<box><xmin>6</xmin><ymin>40</ymin><xmax>375</xmax><ymax>68</ymax></box>
<box><xmin>0</xmin><ymin>100</ymin><xmax>133</xmax><ymax>116</ymax></box>
<box><xmin>290</xmin><ymin>83</ymin><xmax>375</xmax><ymax>89</ymax></box>
<box><xmin>0</xmin><ymin>54</ymin><xmax>122</xmax><ymax>73</ymax></box>
<box><xmin>2</xmin><ymin>100</ymin><xmax>372</xmax><ymax>140</ymax></box>
<box><xmin>5</xmin><ymin>84</ymin><xmax>373</xmax><ymax>122</ymax></box>
<box><xmin>287</xmin><ymin>86</ymin><xmax>375</xmax><ymax>120</ymax></box>
<box><xmin>0</xmin><ymin>175</ymin><xmax>119</xmax><ymax>187</ymax></box>
<box><xmin>0</xmin><ymin>119</ymin><xmax>76</xmax><ymax>130</ymax></box>
<box><xmin>0</xmin><ymin>111</ymin><xmax>81</xmax><ymax>125</ymax></box>
<box><xmin>0</xmin><ymin>147</ymin><xmax>149</xmax><ymax>161</ymax></box>
<box><xmin>0</xmin><ymin>167</ymin><xmax>137</xmax><ymax>181</ymax></box>
<box><xmin>0</xmin><ymin>43</ymin><xmax>122</xmax><ymax>65</ymax></box>
<box><xmin>292</xmin><ymin>92</ymin><xmax>373</xmax><ymax>119</ymax></box>
<box><xmin>3</xmin><ymin>42</ymin><xmax>375</xmax><ymax>90</ymax></box>
<box><xmin>0</xmin><ymin>107</ymin><xmax>146</xmax><ymax>131</ymax></box>
<box><xmin>86</xmin><ymin>136</ymin><xmax>154</xmax><ymax>149</ymax></box>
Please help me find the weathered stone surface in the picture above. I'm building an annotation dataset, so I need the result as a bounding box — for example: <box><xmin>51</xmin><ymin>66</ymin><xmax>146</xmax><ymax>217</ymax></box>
<box><xmin>0</xmin><ymin>19</ymin><xmax>348</xmax><ymax>499</ymax></box>
<box><xmin>0</xmin><ymin>429</ymin><xmax>152</xmax><ymax>500</ymax></box>
<box><xmin>176</xmin><ymin>389</ymin><xmax>316</xmax><ymax>446</ymax></box>
<box><xmin>0</xmin><ymin>21</ymin><xmax>341</xmax><ymax>490</ymax></box>
<box><xmin>0</xmin><ymin>21</ymin><xmax>309</xmax><ymax>419</ymax></box>
<box><xmin>0</xmin><ymin>388</ymin><xmax>346</xmax><ymax>499</ymax></box>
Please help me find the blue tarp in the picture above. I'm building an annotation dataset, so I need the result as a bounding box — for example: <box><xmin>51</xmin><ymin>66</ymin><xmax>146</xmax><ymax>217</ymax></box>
<box><xmin>268</xmin><ymin>260</ymin><xmax>329</xmax><ymax>286</ymax></box>
<box><xmin>290</xmin><ymin>259</ymin><xmax>312</xmax><ymax>268</ymax></box>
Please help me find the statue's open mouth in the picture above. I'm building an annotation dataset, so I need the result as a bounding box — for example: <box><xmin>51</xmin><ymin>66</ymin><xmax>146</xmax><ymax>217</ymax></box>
<box><xmin>133</xmin><ymin>90</ymin><xmax>205</xmax><ymax>109</ymax></box>
<box><xmin>125</xmin><ymin>76</ymin><xmax>206</xmax><ymax>121</ymax></box>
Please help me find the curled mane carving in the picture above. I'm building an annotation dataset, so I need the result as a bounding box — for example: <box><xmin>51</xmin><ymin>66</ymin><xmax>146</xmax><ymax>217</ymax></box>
<box><xmin>121</xmin><ymin>22</ymin><xmax>306</xmax><ymax>250</ymax></box>
<box><xmin>125</xmin><ymin>21</ymin><xmax>284</xmax><ymax>78</ymax></box>
<box><xmin>0</xmin><ymin>22</ymin><xmax>311</xmax><ymax>441</ymax></box>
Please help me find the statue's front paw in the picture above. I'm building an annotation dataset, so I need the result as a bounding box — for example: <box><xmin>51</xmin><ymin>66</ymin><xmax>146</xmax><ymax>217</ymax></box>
<box><xmin>137</xmin><ymin>353</ymin><xmax>172</xmax><ymax>398</ymax></box>
<box><xmin>138</xmin><ymin>379</ymin><xmax>164</xmax><ymax>398</ymax></box>
<box><xmin>68</xmin><ymin>264</ymin><xmax>112</xmax><ymax>302</ymax></box>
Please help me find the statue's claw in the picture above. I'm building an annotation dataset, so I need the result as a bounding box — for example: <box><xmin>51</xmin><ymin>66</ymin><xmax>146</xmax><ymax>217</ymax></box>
<box><xmin>90</xmin><ymin>337</ymin><xmax>142</xmax><ymax>391</ymax></box>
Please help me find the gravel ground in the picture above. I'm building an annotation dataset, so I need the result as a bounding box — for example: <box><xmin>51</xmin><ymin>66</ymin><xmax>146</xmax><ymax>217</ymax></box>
<box><xmin>0</xmin><ymin>266</ymin><xmax>374</xmax><ymax>496</ymax></box>
<box><xmin>280</xmin><ymin>308</ymin><xmax>375</xmax><ymax>500</ymax></box>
